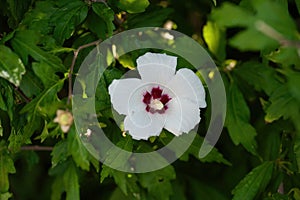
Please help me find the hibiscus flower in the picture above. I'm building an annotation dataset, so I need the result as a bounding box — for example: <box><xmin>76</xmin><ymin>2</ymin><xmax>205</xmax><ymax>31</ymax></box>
<box><xmin>108</xmin><ymin>52</ymin><xmax>206</xmax><ymax>140</ymax></box>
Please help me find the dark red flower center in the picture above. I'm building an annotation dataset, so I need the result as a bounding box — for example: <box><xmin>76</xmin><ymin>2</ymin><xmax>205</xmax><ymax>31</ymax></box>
<box><xmin>142</xmin><ymin>87</ymin><xmax>171</xmax><ymax>114</ymax></box>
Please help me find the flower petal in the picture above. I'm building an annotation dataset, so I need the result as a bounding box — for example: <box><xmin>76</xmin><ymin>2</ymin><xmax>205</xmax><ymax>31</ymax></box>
<box><xmin>124</xmin><ymin>113</ymin><xmax>165</xmax><ymax>140</ymax></box>
<box><xmin>166</xmin><ymin>68</ymin><xmax>206</xmax><ymax>108</ymax></box>
<box><xmin>164</xmin><ymin>97</ymin><xmax>200</xmax><ymax>136</ymax></box>
<box><xmin>108</xmin><ymin>78</ymin><xmax>142</xmax><ymax>115</ymax></box>
<box><xmin>137</xmin><ymin>53</ymin><xmax>177</xmax><ymax>85</ymax></box>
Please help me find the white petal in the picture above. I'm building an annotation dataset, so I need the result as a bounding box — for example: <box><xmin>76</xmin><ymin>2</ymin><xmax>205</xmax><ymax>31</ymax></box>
<box><xmin>124</xmin><ymin>113</ymin><xmax>165</xmax><ymax>140</ymax></box>
<box><xmin>108</xmin><ymin>78</ymin><xmax>142</xmax><ymax>115</ymax></box>
<box><xmin>166</xmin><ymin>68</ymin><xmax>206</xmax><ymax>108</ymax></box>
<box><xmin>136</xmin><ymin>53</ymin><xmax>177</xmax><ymax>85</ymax></box>
<box><xmin>164</xmin><ymin>97</ymin><xmax>200</xmax><ymax>136</ymax></box>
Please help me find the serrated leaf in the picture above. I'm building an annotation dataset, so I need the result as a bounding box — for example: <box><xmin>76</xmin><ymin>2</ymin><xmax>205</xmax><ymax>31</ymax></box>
<box><xmin>51</xmin><ymin>140</ymin><xmax>68</xmax><ymax>168</ymax></box>
<box><xmin>232</xmin><ymin>162</ymin><xmax>273</xmax><ymax>200</ymax></box>
<box><xmin>11</xmin><ymin>30</ymin><xmax>65</xmax><ymax>71</ymax></box>
<box><xmin>212</xmin><ymin>0</ymin><xmax>297</xmax><ymax>52</ymax></box>
<box><xmin>234</xmin><ymin>61</ymin><xmax>281</xmax><ymax>95</ymax></box>
<box><xmin>63</xmin><ymin>162</ymin><xmax>80</xmax><ymax>200</ymax></box>
<box><xmin>0</xmin><ymin>45</ymin><xmax>25</xmax><ymax>86</ymax></box>
<box><xmin>266</xmin><ymin>47</ymin><xmax>300</xmax><ymax>68</ymax></box>
<box><xmin>50</xmin><ymin>160</ymin><xmax>80</xmax><ymax>200</ymax></box>
<box><xmin>0</xmin><ymin>148</ymin><xmax>16</xmax><ymax>192</ymax></box>
<box><xmin>22</xmin><ymin>1</ymin><xmax>57</xmax><ymax>35</ymax></box>
<box><xmin>67</xmin><ymin>128</ymin><xmax>90</xmax><ymax>171</ymax></box>
<box><xmin>103</xmin><ymin>136</ymin><xmax>133</xmax><ymax>171</ymax></box>
<box><xmin>100</xmin><ymin>165</ymin><xmax>135</xmax><ymax>195</ymax></box>
<box><xmin>118</xmin><ymin>0</ymin><xmax>149</xmax><ymax>13</ymax></box>
<box><xmin>203</xmin><ymin>21</ymin><xmax>226</xmax><ymax>61</ymax></box>
<box><xmin>265</xmin><ymin>85</ymin><xmax>300</xmax><ymax>123</ymax></box>
<box><xmin>92</xmin><ymin>3</ymin><xmax>115</xmax><ymax>37</ymax></box>
<box><xmin>19</xmin><ymin>79</ymin><xmax>64</xmax><ymax>140</ymax></box>
<box><xmin>51</xmin><ymin>0</ymin><xmax>88</xmax><ymax>44</ymax></box>
<box><xmin>8</xmin><ymin>129</ymin><xmax>31</xmax><ymax>153</ymax></box>
<box><xmin>139</xmin><ymin>165</ymin><xmax>176</xmax><ymax>200</ymax></box>
<box><xmin>179</xmin><ymin>134</ymin><xmax>231</xmax><ymax>165</ymax></box>
<box><xmin>225</xmin><ymin>83</ymin><xmax>257</xmax><ymax>155</ymax></box>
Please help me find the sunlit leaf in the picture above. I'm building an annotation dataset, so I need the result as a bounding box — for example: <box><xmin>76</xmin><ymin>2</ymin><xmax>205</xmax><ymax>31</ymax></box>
<box><xmin>203</xmin><ymin>21</ymin><xmax>226</xmax><ymax>61</ymax></box>
<box><xmin>0</xmin><ymin>45</ymin><xmax>25</xmax><ymax>86</ymax></box>
<box><xmin>118</xmin><ymin>0</ymin><xmax>150</xmax><ymax>13</ymax></box>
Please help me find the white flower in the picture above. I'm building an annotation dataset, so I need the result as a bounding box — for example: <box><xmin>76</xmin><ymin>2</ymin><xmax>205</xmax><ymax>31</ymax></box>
<box><xmin>108</xmin><ymin>53</ymin><xmax>206</xmax><ymax>140</ymax></box>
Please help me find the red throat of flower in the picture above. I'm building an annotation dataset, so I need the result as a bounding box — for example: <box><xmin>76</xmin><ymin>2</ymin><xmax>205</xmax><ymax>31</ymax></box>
<box><xmin>143</xmin><ymin>87</ymin><xmax>171</xmax><ymax>114</ymax></box>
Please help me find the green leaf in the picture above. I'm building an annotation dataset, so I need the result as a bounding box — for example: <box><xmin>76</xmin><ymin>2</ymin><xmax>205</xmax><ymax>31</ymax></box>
<box><xmin>265</xmin><ymin>85</ymin><xmax>300</xmax><ymax>123</ymax></box>
<box><xmin>266</xmin><ymin>47</ymin><xmax>300</xmax><ymax>68</ymax></box>
<box><xmin>229</xmin><ymin>29</ymin><xmax>278</xmax><ymax>51</ymax></box>
<box><xmin>0</xmin><ymin>45</ymin><xmax>25</xmax><ymax>86</ymax></box>
<box><xmin>67</xmin><ymin>128</ymin><xmax>90</xmax><ymax>171</ymax></box>
<box><xmin>179</xmin><ymin>134</ymin><xmax>231</xmax><ymax>165</ymax></box>
<box><xmin>232</xmin><ymin>162</ymin><xmax>273</xmax><ymax>200</ymax></box>
<box><xmin>211</xmin><ymin>3</ymin><xmax>255</xmax><ymax>27</ymax></box>
<box><xmin>22</xmin><ymin>1</ymin><xmax>57</xmax><ymax>35</ymax></box>
<box><xmin>118</xmin><ymin>0</ymin><xmax>150</xmax><ymax>13</ymax></box>
<box><xmin>50</xmin><ymin>161</ymin><xmax>80</xmax><ymax>200</ymax></box>
<box><xmin>63</xmin><ymin>162</ymin><xmax>80</xmax><ymax>200</ymax></box>
<box><xmin>139</xmin><ymin>166</ymin><xmax>176</xmax><ymax>200</ymax></box>
<box><xmin>32</xmin><ymin>62</ymin><xmax>59</xmax><ymax>88</ymax></box>
<box><xmin>92</xmin><ymin>3</ymin><xmax>115</xmax><ymax>37</ymax></box>
<box><xmin>6</xmin><ymin>0</ymin><xmax>32</xmax><ymax>28</ymax></box>
<box><xmin>234</xmin><ymin>61</ymin><xmax>281</xmax><ymax>95</ymax></box>
<box><xmin>225</xmin><ymin>83</ymin><xmax>257</xmax><ymax>155</ymax></box>
<box><xmin>20</xmin><ymin>79</ymin><xmax>64</xmax><ymax>140</ymax></box>
<box><xmin>0</xmin><ymin>147</ymin><xmax>16</xmax><ymax>192</ymax></box>
<box><xmin>19</xmin><ymin>70</ymin><xmax>43</xmax><ymax>98</ymax></box>
<box><xmin>295</xmin><ymin>134</ymin><xmax>300</xmax><ymax>173</ymax></box>
<box><xmin>126</xmin><ymin>7</ymin><xmax>173</xmax><ymax>28</ymax></box>
<box><xmin>8</xmin><ymin>129</ymin><xmax>31</xmax><ymax>153</ymax></box>
<box><xmin>11</xmin><ymin>30</ymin><xmax>65</xmax><ymax>71</ymax></box>
<box><xmin>51</xmin><ymin>0</ymin><xmax>88</xmax><ymax>44</ymax></box>
<box><xmin>100</xmin><ymin>166</ymin><xmax>138</xmax><ymax>195</ymax></box>
<box><xmin>203</xmin><ymin>21</ymin><xmax>226</xmax><ymax>61</ymax></box>
<box><xmin>51</xmin><ymin>140</ymin><xmax>68</xmax><ymax>168</ymax></box>
<box><xmin>0</xmin><ymin>192</ymin><xmax>12</xmax><ymax>200</ymax></box>
<box><xmin>296</xmin><ymin>0</ymin><xmax>300</xmax><ymax>15</ymax></box>
<box><xmin>0</xmin><ymin>79</ymin><xmax>14</xmax><ymax>121</ymax></box>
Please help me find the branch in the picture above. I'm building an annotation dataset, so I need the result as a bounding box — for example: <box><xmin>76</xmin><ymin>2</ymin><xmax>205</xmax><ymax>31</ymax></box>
<box><xmin>20</xmin><ymin>145</ymin><xmax>53</xmax><ymax>151</ymax></box>
<box><xmin>255</xmin><ymin>20</ymin><xmax>300</xmax><ymax>49</ymax></box>
<box><xmin>67</xmin><ymin>39</ymin><xmax>102</xmax><ymax>105</ymax></box>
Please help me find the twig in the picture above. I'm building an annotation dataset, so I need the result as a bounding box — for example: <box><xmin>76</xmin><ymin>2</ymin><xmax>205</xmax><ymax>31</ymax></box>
<box><xmin>14</xmin><ymin>87</ymin><xmax>30</xmax><ymax>103</ymax></box>
<box><xmin>20</xmin><ymin>145</ymin><xmax>53</xmax><ymax>151</ymax></box>
<box><xmin>255</xmin><ymin>20</ymin><xmax>300</xmax><ymax>49</ymax></box>
<box><xmin>67</xmin><ymin>39</ymin><xmax>102</xmax><ymax>105</ymax></box>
